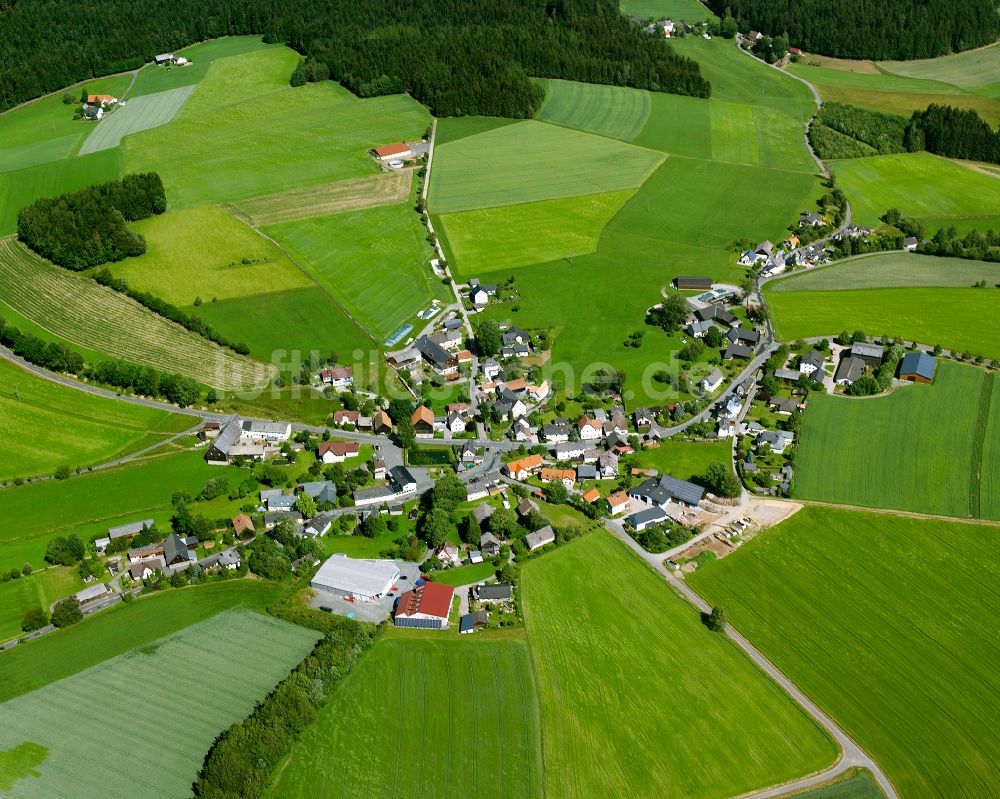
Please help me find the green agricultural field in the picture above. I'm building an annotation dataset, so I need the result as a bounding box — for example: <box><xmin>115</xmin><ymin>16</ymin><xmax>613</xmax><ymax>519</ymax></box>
<box><xmin>0</xmin><ymin>237</ymin><xmax>269</xmax><ymax>389</ymax></box>
<box><xmin>127</xmin><ymin>36</ymin><xmax>274</xmax><ymax>97</ymax></box>
<box><xmin>0</xmin><ymin>581</ymin><xmax>286</xmax><ymax>702</ymax></box>
<box><xmin>881</xmin><ymin>44</ymin><xmax>1000</xmax><ymax>97</ymax></box>
<box><xmin>0</xmin><ymin>609</ymin><xmax>318</xmax><ymax>798</ymax></box>
<box><xmin>633</xmin><ymin>92</ymin><xmax>714</xmax><ymax>158</ymax></box>
<box><xmin>113</xmin><ymin>205</ymin><xmax>312</xmax><ymax>307</ymax></box>
<box><xmin>766</xmin><ymin>286</ymin><xmax>1000</xmax><ymax>360</ymax></box>
<box><xmin>790</xmin><ymin>771</ymin><xmax>885</xmax><ymax>799</ymax></box>
<box><xmin>0</xmin><ymin>567</ymin><xmax>83</xmax><ymax>644</ymax></box>
<box><xmin>0</xmin><ymin>448</ymin><xmax>250</xmax><ymax>573</ymax></box>
<box><xmin>194</xmin><ymin>286</ymin><xmax>377</xmax><ymax>364</ymax></box>
<box><xmin>522</xmin><ymin>532</ymin><xmax>836</xmax><ymax>799</ymax></box>
<box><xmin>0</xmin><ymin>358</ymin><xmax>191</xmax><ymax>482</ymax></box>
<box><xmin>632</xmin><ymin>439</ymin><xmax>731</xmax><ymax>481</ymax></box>
<box><xmin>0</xmin><ymin>148</ymin><xmax>122</xmax><ymax>234</ymax></box>
<box><xmin>689</xmin><ymin>506</ymin><xmax>1000</xmax><ymax>799</ymax></box>
<box><xmin>793</xmin><ymin>360</ymin><xmax>994</xmax><ymax>518</ymax></box>
<box><xmin>829</xmin><ymin>152</ymin><xmax>1000</xmax><ymax>234</ymax></box>
<box><xmin>620</xmin><ymin>0</ymin><xmax>713</xmax><ymax>19</ymax></box>
<box><xmin>437</xmin><ymin>190</ymin><xmax>633</xmax><ymax>272</ymax></box>
<box><xmin>77</xmin><ymin>85</ymin><xmax>195</xmax><ymax>154</ymax></box>
<box><xmin>0</xmin><ymin>135</ymin><xmax>82</xmax><ymax>175</ymax></box>
<box><xmin>265</xmin><ymin>203</ymin><xmax>444</xmax><ymax>341</ymax></box>
<box><xmin>268</xmin><ymin>636</ymin><xmax>542</xmax><ymax>799</ymax></box>
<box><xmin>127</xmin><ymin>49</ymin><xmax>430</xmax><ymax>208</ymax></box>
<box><xmin>434</xmin><ymin>115</ymin><xmax>518</xmax><ymax>145</ymax></box>
<box><xmin>768</xmin><ymin>253</ymin><xmax>1000</xmax><ymax>292</ymax></box>
<box><xmin>428</xmin><ymin>120</ymin><xmax>665</xmax><ymax>213</ymax></box>
<box><xmin>979</xmin><ymin>377</ymin><xmax>1000</xmax><ymax>521</ymax></box>
<box><xmin>537</xmin><ymin>80</ymin><xmax>652</xmax><ymax>142</ymax></box>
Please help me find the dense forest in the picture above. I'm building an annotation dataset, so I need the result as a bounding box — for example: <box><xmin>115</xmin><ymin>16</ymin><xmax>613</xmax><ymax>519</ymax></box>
<box><xmin>0</xmin><ymin>0</ymin><xmax>709</xmax><ymax>118</ymax></box>
<box><xmin>909</xmin><ymin>105</ymin><xmax>1000</xmax><ymax>164</ymax></box>
<box><xmin>17</xmin><ymin>174</ymin><xmax>166</xmax><ymax>269</ymax></box>
<box><xmin>711</xmin><ymin>0</ymin><xmax>1000</xmax><ymax>59</ymax></box>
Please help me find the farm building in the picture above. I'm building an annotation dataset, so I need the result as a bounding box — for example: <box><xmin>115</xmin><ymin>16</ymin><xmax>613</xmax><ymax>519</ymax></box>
<box><xmin>154</xmin><ymin>53</ymin><xmax>175</xmax><ymax>64</ymax></box>
<box><xmin>674</xmin><ymin>276</ymin><xmax>712</xmax><ymax>290</ymax></box>
<box><xmin>311</xmin><ymin>555</ymin><xmax>400</xmax><ymax>601</ymax></box>
<box><xmin>412</xmin><ymin>405</ymin><xmax>435</xmax><ymax>436</ymax></box>
<box><xmin>389</xmin><ymin>465</ymin><xmax>418</xmax><ymax>493</ymax></box>
<box><xmin>372</xmin><ymin>410</ymin><xmax>393</xmax><ymax>434</ymax></box>
<box><xmin>628</xmin><ymin>474</ymin><xmax>704</xmax><ymax>509</ymax></box>
<box><xmin>394</xmin><ymin>582</ymin><xmax>455</xmax><ymax>629</ymax></box>
<box><xmin>75</xmin><ymin>583</ymin><xmax>113</xmax><ymax>605</ymax></box>
<box><xmin>834</xmin><ymin>356</ymin><xmax>865</xmax><ymax>385</ymax></box>
<box><xmin>850</xmin><ymin>342</ymin><xmax>884</xmax><ymax>366</ymax></box>
<box><xmin>626</xmin><ymin>507</ymin><xmax>667</xmax><ymax>531</ymax></box>
<box><xmin>373</xmin><ymin>142</ymin><xmax>412</xmax><ymax>160</ymax></box>
<box><xmin>525</xmin><ymin>525</ymin><xmax>555</xmax><ymax>551</ymax></box>
<box><xmin>109</xmin><ymin>519</ymin><xmax>155</xmax><ymax>541</ymax></box>
<box><xmin>898</xmin><ymin>352</ymin><xmax>936</xmax><ymax>383</ymax></box>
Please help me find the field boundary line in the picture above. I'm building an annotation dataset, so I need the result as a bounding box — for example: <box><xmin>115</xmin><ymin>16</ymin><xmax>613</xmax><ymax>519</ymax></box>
<box><xmin>968</xmin><ymin>371</ymin><xmax>994</xmax><ymax>518</ymax></box>
<box><xmin>772</xmin><ymin>496</ymin><xmax>1000</xmax><ymax>527</ymax></box>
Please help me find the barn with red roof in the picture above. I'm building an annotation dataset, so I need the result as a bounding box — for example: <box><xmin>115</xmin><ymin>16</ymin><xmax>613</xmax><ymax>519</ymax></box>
<box><xmin>394</xmin><ymin>581</ymin><xmax>455</xmax><ymax>630</ymax></box>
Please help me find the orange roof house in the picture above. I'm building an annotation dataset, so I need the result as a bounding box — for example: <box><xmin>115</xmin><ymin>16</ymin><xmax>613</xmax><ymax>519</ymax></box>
<box><xmin>372</xmin><ymin>409</ymin><xmax>393</xmax><ymax>434</ymax></box>
<box><xmin>504</xmin><ymin>454</ymin><xmax>543</xmax><ymax>479</ymax></box>
<box><xmin>582</xmin><ymin>488</ymin><xmax>601</xmax><ymax>503</ymax></box>
<box><xmin>411</xmin><ymin>405</ymin><xmax>434</xmax><ymax>433</ymax></box>
<box><xmin>88</xmin><ymin>94</ymin><xmax>117</xmax><ymax>105</ymax></box>
<box><xmin>373</xmin><ymin>142</ymin><xmax>412</xmax><ymax>160</ymax></box>
<box><xmin>231</xmin><ymin>514</ymin><xmax>255</xmax><ymax>537</ymax></box>
<box><xmin>541</xmin><ymin>467</ymin><xmax>575</xmax><ymax>484</ymax></box>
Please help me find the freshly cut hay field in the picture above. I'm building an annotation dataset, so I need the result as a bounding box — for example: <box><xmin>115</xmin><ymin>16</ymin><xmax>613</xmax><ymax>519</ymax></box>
<box><xmin>0</xmin><ymin>238</ymin><xmax>270</xmax><ymax>389</ymax></box>
<box><xmin>435</xmin><ymin>115</ymin><xmax>518</xmax><ymax>145</ymax></box>
<box><xmin>436</xmin><ymin>190</ymin><xmax>633</xmax><ymax>272</ymax></box>
<box><xmin>232</xmin><ymin>170</ymin><xmax>412</xmax><ymax>226</ymax></box>
<box><xmin>537</xmin><ymin>80</ymin><xmax>651</xmax><ymax>142</ymax></box>
<box><xmin>265</xmin><ymin>204</ymin><xmax>442</xmax><ymax>341</ymax></box>
<box><xmin>620</xmin><ymin>0</ymin><xmax>713</xmax><ymax>19</ymax></box>
<box><xmin>522</xmin><ymin>532</ymin><xmax>836</xmax><ymax>799</ymax></box>
<box><xmin>830</xmin><ymin>152</ymin><xmax>1000</xmax><ymax>233</ymax></box>
<box><xmin>128</xmin><ymin>49</ymin><xmax>430</xmax><ymax>208</ymax></box>
<box><xmin>428</xmin><ymin>120</ymin><xmax>665</xmax><ymax>213</ymax></box>
<box><xmin>0</xmin><ymin>358</ymin><xmax>191</xmax><ymax>482</ymax></box>
<box><xmin>78</xmin><ymin>85</ymin><xmax>195</xmax><ymax>154</ymax></box>
<box><xmin>128</xmin><ymin>36</ymin><xmax>273</xmax><ymax>97</ymax></box>
<box><xmin>881</xmin><ymin>44</ymin><xmax>1000</xmax><ymax>96</ymax></box>
<box><xmin>0</xmin><ymin>567</ymin><xmax>83</xmax><ymax>644</ymax></box>
<box><xmin>766</xmin><ymin>286</ymin><xmax>1000</xmax><ymax>360</ymax></box>
<box><xmin>768</xmin><ymin>253</ymin><xmax>1000</xmax><ymax>292</ymax></box>
<box><xmin>268</xmin><ymin>636</ymin><xmax>542</xmax><ymax>799</ymax></box>
<box><xmin>194</xmin><ymin>286</ymin><xmax>375</xmax><ymax>362</ymax></box>
<box><xmin>794</xmin><ymin>360</ymin><xmax>989</xmax><ymax>517</ymax></box>
<box><xmin>689</xmin><ymin>505</ymin><xmax>1000</xmax><ymax>799</ymax></box>
<box><xmin>0</xmin><ymin>448</ymin><xmax>250</xmax><ymax>573</ymax></box>
<box><xmin>113</xmin><ymin>205</ymin><xmax>312</xmax><ymax>306</ymax></box>
<box><xmin>0</xmin><ymin>609</ymin><xmax>319</xmax><ymax>799</ymax></box>
<box><xmin>0</xmin><ymin>148</ymin><xmax>121</xmax><ymax>234</ymax></box>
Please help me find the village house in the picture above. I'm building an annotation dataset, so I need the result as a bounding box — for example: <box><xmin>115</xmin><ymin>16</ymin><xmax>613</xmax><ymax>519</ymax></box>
<box><xmin>578</xmin><ymin>416</ymin><xmax>603</xmax><ymax>441</ymax></box>
<box><xmin>799</xmin><ymin>351</ymin><xmax>825</xmax><ymax>377</ymax></box>
<box><xmin>414</xmin><ymin>335</ymin><xmax>458</xmax><ymax>376</ymax></box>
<box><xmin>598</xmin><ymin>451</ymin><xmax>619</xmax><ymax>478</ymax></box>
<box><xmin>475</xmin><ymin>583</ymin><xmax>513</xmax><ymax>603</ymax></box>
<box><xmin>82</xmin><ymin>105</ymin><xmax>103</xmax><ymax>120</ymax></box>
<box><xmin>626</xmin><ymin>506</ymin><xmax>668</xmax><ymax>531</ymax></box>
<box><xmin>834</xmin><ymin>356</ymin><xmax>865</xmax><ymax>385</ymax></box>
<box><xmin>372</xmin><ymin>409</ymin><xmax>393</xmax><ymax>435</ymax></box>
<box><xmin>504</xmin><ymin>454</ymin><xmax>543</xmax><ymax>480</ymax></box>
<box><xmin>320</xmin><ymin>366</ymin><xmax>353</xmax><ymax>389</ymax></box>
<box><xmin>480</xmin><ymin>532</ymin><xmax>501</xmax><ymax>557</ymax></box>
<box><xmin>305</xmin><ymin>513</ymin><xmax>334</xmax><ymax>538</ymax></box>
<box><xmin>702</xmin><ymin>368</ymin><xmax>724</xmax><ymax>393</ymax></box>
<box><xmin>851</xmin><ymin>342</ymin><xmax>884</xmax><ymax>366</ymax></box>
<box><xmin>525</xmin><ymin>525</ymin><xmax>555</xmax><ymax>551</ymax></box>
<box><xmin>300</xmin><ymin>480</ymin><xmax>337</xmax><ymax>504</ymax></box>
<box><xmin>332</xmin><ymin>410</ymin><xmax>360</xmax><ymax>427</ymax></box>
<box><xmin>394</xmin><ymin>582</ymin><xmax>454</xmax><ymax>630</ymax></box>
<box><xmin>628</xmin><ymin>474</ymin><xmax>704</xmax><ymax>509</ymax></box>
<box><xmin>607</xmin><ymin>491</ymin><xmax>629</xmax><ymax>515</ymax></box>
<box><xmin>230</xmin><ymin>514</ymin><xmax>255</xmax><ymax>538</ymax></box>
<box><xmin>317</xmin><ymin>441</ymin><xmax>360</xmax><ymax>463</ymax></box>
<box><xmin>412</xmin><ymin>405</ymin><xmax>435</xmax><ymax>437</ymax></box>
<box><xmin>541</xmin><ymin>467</ymin><xmax>575</xmax><ymax>488</ymax></box>
<box><xmin>759</xmin><ymin>430</ymin><xmax>795</xmax><ymax>454</ymax></box>
<box><xmin>481</xmin><ymin>358</ymin><xmax>501</xmax><ymax>380</ymax></box>
<box><xmin>435</xmin><ymin>541</ymin><xmax>463</xmax><ymax>567</ymax></box>
<box><xmin>541</xmin><ymin>421</ymin><xmax>571</xmax><ymax>442</ymax></box>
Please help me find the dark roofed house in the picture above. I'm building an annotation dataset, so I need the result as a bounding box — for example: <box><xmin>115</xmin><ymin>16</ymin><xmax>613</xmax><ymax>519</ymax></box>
<box><xmin>502</xmin><ymin>326</ymin><xmax>528</xmax><ymax>346</ymax></box>
<box><xmin>476</xmin><ymin>584</ymin><xmax>512</xmax><ymax>602</ymax></box>
<box><xmin>851</xmin><ymin>342</ymin><xmax>884</xmax><ymax>365</ymax></box>
<box><xmin>727</xmin><ymin>326</ymin><xmax>760</xmax><ymax>346</ymax></box>
<box><xmin>480</xmin><ymin>532</ymin><xmax>501</xmax><ymax>556</ymax></box>
<box><xmin>460</xmin><ymin>611</ymin><xmax>489</xmax><ymax>634</ymax></box>
<box><xmin>414</xmin><ymin>335</ymin><xmax>457</xmax><ymax>374</ymax></box>
<box><xmin>695</xmin><ymin>304</ymin><xmax>737</xmax><ymax>327</ymax></box>
<box><xmin>390</xmin><ymin>466</ymin><xmax>418</xmax><ymax>493</ymax></box>
<box><xmin>898</xmin><ymin>351</ymin><xmax>936</xmax><ymax>383</ymax></box>
<box><xmin>769</xmin><ymin>396</ymin><xmax>799</xmax><ymax>415</ymax></box>
<box><xmin>674</xmin><ymin>276</ymin><xmax>712</xmax><ymax>290</ymax></box>
<box><xmin>724</xmin><ymin>342</ymin><xmax>753</xmax><ymax>361</ymax></box>
<box><xmin>626</xmin><ymin>506</ymin><xmax>667</xmax><ymax>531</ymax></box>
<box><xmin>834</xmin><ymin>356</ymin><xmax>865</xmax><ymax>385</ymax></box>
<box><xmin>163</xmin><ymin>533</ymin><xmax>195</xmax><ymax>567</ymax></box>
<box><xmin>472</xmin><ymin>502</ymin><xmax>495</xmax><ymax>527</ymax></box>
<box><xmin>524</xmin><ymin>525</ymin><xmax>555</xmax><ymax>551</ymax></box>
<box><xmin>628</xmin><ymin>474</ymin><xmax>704</xmax><ymax>508</ymax></box>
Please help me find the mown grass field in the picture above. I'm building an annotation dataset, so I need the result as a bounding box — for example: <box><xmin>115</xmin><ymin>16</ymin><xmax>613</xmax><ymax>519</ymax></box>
<box><xmin>0</xmin><ymin>581</ymin><xmax>286</xmax><ymax>702</ymax></box>
<box><xmin>0</xmin><ymin>237</ymin><xmax>269</xmax><ymax>389</ymax></box>
<box><xmin>766</xmin><ymin>285</ymin><xmax>1000</xmax><ymax>360</ymax></box>
<box><xmin>522</xmin><ymin>532</ymin><xmax>836</xmax><ymax>798</ymax></box>
<box><xmin>632</xmin><ymin>439</ymin><xmax>731</xmax><ymax>481</ymax></box>
<box><xmin>0</xmin><ymin>358</ymin><xmax>191</xmax><ymax>482</ymax></box>
<box><xmin>428</xmin><ymin>120</ymin><xmax>665</xmax><ymax>213</ymax></box>
<box><xmin>435</xmin><ymin>116</ymin><xmax>518</xmax><ymax>145</ymax></box>
<box><xmin>231</xmin><ymin>170</ymin><xmax>413</xmax><ymax>226</ymax></box>
<box><xmin>0</xmin><ymin>448</ymin><xmax>250</xmax><ymax>573</ymax></box>
<box><xmin>0</xmin><ymin>567</ymin><xmax>83</xmax><ymax>644</ymax></box>
<box><xmin>689</xmin><ymin>505</ymin><xmax>1000</xmax><ymax>799</ymax></box>
<box><xmin>881</xmin><ymin>43</ymin><xmax>1000</xmax><ymax>97</ymax></box>
<box><xmin>127</xmin><ymin>48</ymin><xmax>430</xmax><ymax>208</ymax></box>
<box><xmin>537</xmin><ymin>80</ymin><xmax>651</xmax><ymax>142</ymax></box>
<box><xmin>265</xmin><ymin>203</ymin><xmax>444</xmax><ymax>341</ymax></box>
<box><xmin>829</xmin><ymin>152</ymin><xmax>1000</xmax><ymax>234</ymax></box>
<box><xmin>769</xmin><ymin>253</ymin><xmax>1000</xmax><ymax>292</ymax></box>
<box><xmin>113</xmin><ymin>205</ymin><xmax>312</xmax><ymax>307</ymax></box>
<box><xmin>789</xmin><ymin>770</ymin><xmax>885</xmax><ymax>799</ymax></box>
<box><xmin>619</xmin><ymin>0</ymin><xmax>714</xmax><ymax>20</ymax></box>
<box><xmin>980</xmin><ymin>378</ymin><xmax>1000</xmax><ymax>522</ymax></box>
<box><xmin>437</xmin><ymin>190</ymin><xmax>633</xmax><ymax>272</ymax></box>
<box><xmin>127</xmin><ymin>36</ymin><xmax>274</xmax><ymax>97</ymax></box>
<box><xmin>0</xmin><ymin>148</ymin><xmax>121</xmax><ymax>234</ymax></box>
<box><xmin>268</xmin><ymin>636</ymin><xmax>542</xmax><ymax>799</ymax></box>
<box><xmin>78</xmin><ymin>85</ymin><xmax>195</xmax><ymax>154</ymax></box>
<box><xmin>0</xmin><ymin>608</ymin><xmax>317</xmax><ymax>798</ymax></box>
<box><xmin>794</xmin><ymin>360</ymin><xmax>994</xmax><ymax>518</ymax></box>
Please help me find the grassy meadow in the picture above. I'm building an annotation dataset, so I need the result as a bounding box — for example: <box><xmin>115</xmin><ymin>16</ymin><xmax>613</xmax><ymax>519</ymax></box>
<box><xmin>268</xmin><ymin>636</ymin><xmax>542</xmax><ymax>799</ymax></box>
<box><xmin>265</xmin><ymin>202</ymin><xmax>445</xmax><ymax>341</ymax></box>
<box><xmin>619</xmin><ymin>0</ymin><xmax>713</xmax><ymax>20</ymax></box>
<box><xmin>0</xmin><ymin>567</ymin><xmax>83</xmax><ymax>644</ymax></box>
<box><xmin>0</xmin><ymin>358</ymin><xmax>191</xmax><ymax>482</ymax></box>
<box><xmin>437</xmin><ymin>190</ymin><xmax>633</xmax><ymax>272</ymax></box>
<box><xmin>882</xmin><ymin>43</ymin><xmax>1000</xmax><ymax>99</ymax></box>
<box><xmin>0</xmin><ymin>237</ymin><xmax>269</xmax><ymax>389</ymax></box>
<box><xmin>0</xmin><ymin>609</ymin><xmax>318</xmax><ymax>798</ymax></box>
<box><xmin>428</xmin><ymin>120</ymin><xmax>665</xmax><ymax>213</ymax></box>
<box><xmin>435</xmin><ymin>116</ymin><xmax>518</xmax><ymax>145</ymax></box>
<box><xmin>0</xmin><ymin>448</ymin><xmax>250</xmax><ymax>573</ymax></box>
<box><xmin>689</xmin><ymin>505</ymin><xmax>1000</xmax><ymax>799</ymax></box>
<box><xmin>829</xmin><ymin>152</ymin><xmax>1000</xmax><ymax>234</ymax></box>
<box><xmin>127</xmin><ymin>36</ymin><xmax>275</xmax><ymax>97</ymax></box>
<box><xmin>0</xmin><ymin>581</ymin><xmax>287</xmax><ymax>701</ymax></box>
<box><xmin>113</xmin><ymin>205</ymin><xmax>313</xmax><ymax>307</ymax></box>
<box><xmin>768</xmin><ymin>253</ymin><xmax>1000</xmax><ymax>292</ymax></box>
<box><xmin>537</xmin><ymin>80</ymin><xmax>651</xmax><ymax>141</ymax></box>
<box><xmin>77</xmin><ymin>85</ymin><xmax>195</xmax><ymax>154</ymax></box>
<box><xmin>794</xmin><ymin>361</ymin><xmax>992</xmax><ymax>518</ymax></box>
<box><xmin>632</xmin><ymin>438</ymin><xmax>731</xmax><ymax>481</ymax></box>
<box><xmin>127</xmin><ymin>48</ymin><xmax>431</xmax><ymax>208</ymax></box>
<box><xmin>522</xmin><ymin>532</ymin><xmax>836</xmax><ymax>799</ymax></box>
